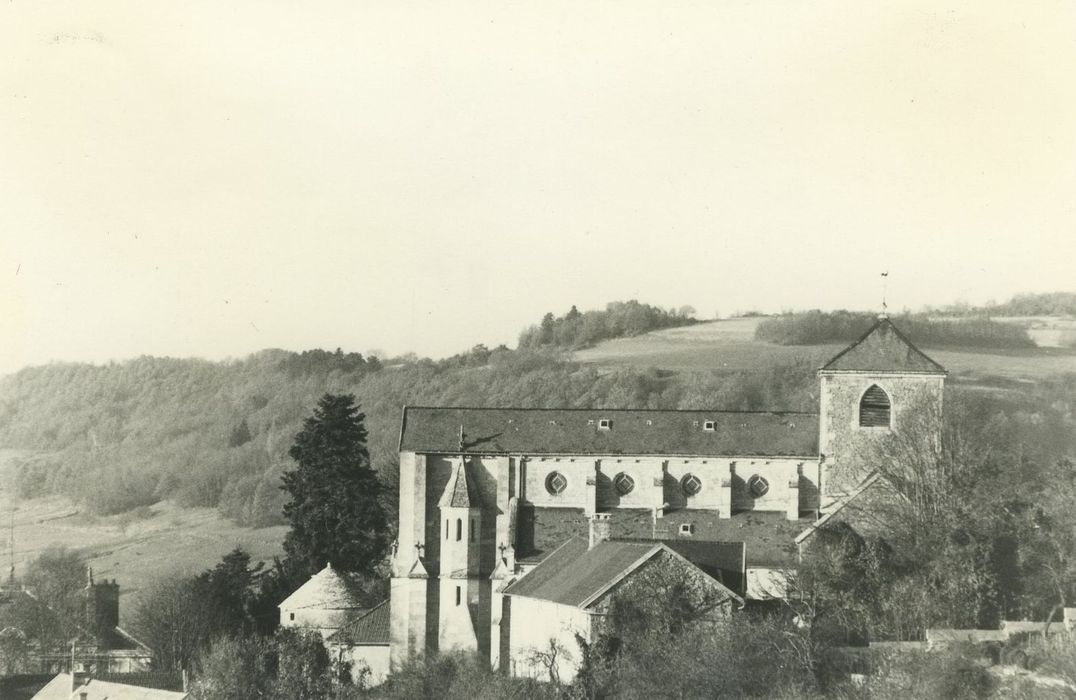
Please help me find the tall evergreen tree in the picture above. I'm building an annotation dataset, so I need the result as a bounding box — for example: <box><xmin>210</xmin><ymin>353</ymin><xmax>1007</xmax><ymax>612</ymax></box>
<box><xmin>280</xmin><ymin>394</ymin><xmax>389</xmax><ymax>577</ymax></box>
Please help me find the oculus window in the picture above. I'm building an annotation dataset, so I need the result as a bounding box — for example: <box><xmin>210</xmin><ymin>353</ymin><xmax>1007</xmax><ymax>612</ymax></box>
<box><xmin>681</xmin><ymin>473</ymin><xmax>702</xmax><ymax>496</ymax></box>
<box><xmin>613</xmin><ymin>472</ymin><xmax>635</xmax><ymax>496</ymax></box>
<box><xmin>545</xmin><ymin>471</ymin><xmax>568</xmax><ymax>495</ymax></box>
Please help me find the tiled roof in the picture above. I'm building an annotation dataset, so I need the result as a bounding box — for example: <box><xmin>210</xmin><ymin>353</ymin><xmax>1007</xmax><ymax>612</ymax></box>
<box><xmin>820</xmin><ymin>318</ymin><xmax>946</xmax><ymax>374</ymax></box>
<box><xmin>401</xmin><ymin>407</ymin><xmax>819</xmax><ymax>457</ymax></box>
<box><xmin>438</xmin><ymin>459</ymin><xmax>481</xmax><ymax>508</ymax></box>
<box><xmin>518</xmin><ymin>507</ymin><xmax>809</xmax><ymax>568</ymax></box>
<box><xmin>278</xmin><ymin>564</ymin><xmax>378</xmax><ymax>612</ymax></box>
<box><xmin>503</xmin><ymin>538</ymin><xmax>657</xmax><ymax>607</ymax></box>
<box><xmin>327</xmin><ymin>600</ymin><xmax>390</xmax><ymax>646</ymax></box>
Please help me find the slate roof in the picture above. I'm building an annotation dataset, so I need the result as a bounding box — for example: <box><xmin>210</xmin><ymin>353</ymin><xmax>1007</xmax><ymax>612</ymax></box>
<box><xmin>517</xmin><ymin>507</ymin><xmax>808</xmax><ymax>568</ymax></box>
<box><xmin>820</xmin><ymin>317</ymin><xmax>946</xmax><ymax>374</ymax></box>
<box><xmin>400</xmin><ymin>407</ymin><xmax>819</xmax><ymax>457</ymax></box>
<box><xmin>437</xmin><ymin>459</ymin><xmax>481</xmax><ymax>508</ymax></box>
<box><xmin>278</xmin><ymin>564</ymin><xmax>378</xmax><ymax>612</ymax></box>
<box><xmin>504</xmin><ymin>537</ymin><xmax>743</xmax><ymax>608</ymax></box>
<box><xmin>503</xmin><ymin>538</ymin><xmax>657</xmax><ymax>607</ymax></box>
<box><xmin>327</xmin><ymin>600</ymin><xmax>390</xmax><ymax>647</ymax></box>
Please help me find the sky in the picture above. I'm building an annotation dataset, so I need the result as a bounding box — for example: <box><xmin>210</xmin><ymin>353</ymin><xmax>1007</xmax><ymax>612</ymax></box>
<box><xmin>1</xmin><ymin>1</ymin><xmax>1074</xmax><ymax>376</ymax></box>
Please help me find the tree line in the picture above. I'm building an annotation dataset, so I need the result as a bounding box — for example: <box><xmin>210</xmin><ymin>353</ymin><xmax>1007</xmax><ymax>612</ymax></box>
<box><xmin>517</xmin><ymin>300</ymin><xmax>698</xmax><ymax>349</ymax></box>
<box><xmin>755</xmin><ymin>310</ymin><xmax>1036</xmax><ymax>349</ymax></box>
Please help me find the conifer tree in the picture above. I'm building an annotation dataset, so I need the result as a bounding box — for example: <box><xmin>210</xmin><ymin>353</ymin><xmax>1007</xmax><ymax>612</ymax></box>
<box><xmin>280</xmin><ymin>394</ymin><xmax>389</xmax><ymax>577</ymax></box>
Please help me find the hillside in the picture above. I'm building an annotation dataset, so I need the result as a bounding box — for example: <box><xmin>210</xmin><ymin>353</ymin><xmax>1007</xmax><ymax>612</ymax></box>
<box><xmin>1</xmin><ymin>312</ymin><xmax>1074</xmax><ymax>601</ymax></box>
<box><xmin>574</xmin><ymin>317</ymin><xmax>1076</xmax><ymax>380</ymax></box>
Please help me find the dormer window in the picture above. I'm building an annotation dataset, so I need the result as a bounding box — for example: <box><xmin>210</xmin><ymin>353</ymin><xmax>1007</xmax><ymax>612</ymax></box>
<box><xmin>703</xmin><ymin>420</ymin><xmax>716</xmax><ymax>432</ymax></box>
<box><xmin>598</xmin><ymin>419</ymin><xmax>611</xmax><ymax>430</ymax></box>
<box><xmin>680</xmin><ymin>523</ymin><xmax>694</xmax><ymax>535</ymax></box>
<box><xmin>859</xmin><ymin>385</ymin><xmax>892</xmax><ymax>427</ymax></box>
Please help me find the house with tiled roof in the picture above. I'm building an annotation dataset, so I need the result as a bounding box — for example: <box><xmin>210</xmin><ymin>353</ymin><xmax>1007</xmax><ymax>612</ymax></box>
<box><xmin>326</xmin><ymin>600</ymin><xmax>390</xmax><ymax>686</ymax></box>
<box><xmin>388</xmin><ymin>317</ymin><xmax>947</xmax><ymax>681</ymax></box>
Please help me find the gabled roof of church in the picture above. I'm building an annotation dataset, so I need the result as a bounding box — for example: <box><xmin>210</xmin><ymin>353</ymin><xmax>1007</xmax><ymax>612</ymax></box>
<box><xmin>438</xmin><ymin>458</ymin><xmax>481</xmax><ymax>508</ymax></box>
<box><xmin>278</xmin><ymin>564</ymin><xmax>377</xmax><ymax>612</ymax></box>
<box><xmin>400</xmin><ymin>407</ymin><xmax>818</xmax><ymax>457</ymax></box>
<box><xmin>819</xmin><ymin>317</ymin><xmax>946</xmax><ymax>374</ymax></box>
<box><xmin>503</xmin><ymin>537</ymin><xmax>742</xmax><ymax>608</ymax></box>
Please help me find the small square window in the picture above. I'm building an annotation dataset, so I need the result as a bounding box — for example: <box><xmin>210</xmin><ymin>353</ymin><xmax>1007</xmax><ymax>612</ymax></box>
<box><xmin>587</xmin><ymin>419</ymin><xmax>595</xmax><ymax>425</ymax></box>
<box><xmin>645</xmin><ymin>419</ymin><xmax>653</xmax><ymax>426</ymax></box>
<box><xmin>598</xmin><ymin>419</ymin><xmax>611</xmax><ymax>430</ymax></box>
<box><xmin>703</xmin><ymin>420</ymin><xmax>716</xmax><ymax>431</ymax></box>
<box><xmin>680</xmin><ymin>523</ymin><xmax>694</xmax><ymax>535</ymax></box>
<box><xmin>692</xmin><ymin>420</ymin><xmax>699</xmax><ymax>427</ymax></box>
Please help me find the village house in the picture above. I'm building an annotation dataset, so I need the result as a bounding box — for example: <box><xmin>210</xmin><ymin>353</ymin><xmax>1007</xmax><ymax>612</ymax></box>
<box><xmin>0</xmin><ymin>570</ymin><xmax>153</xmax><ymax>676</ymax></box>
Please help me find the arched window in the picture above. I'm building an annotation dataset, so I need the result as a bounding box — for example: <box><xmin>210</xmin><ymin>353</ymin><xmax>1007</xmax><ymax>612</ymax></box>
<box><xmin>859</xmin><ymin>385</ymin><xmax>891</xmax><ymax>427</ymax></box>
<box><xmin>456</xmin><ymin>518</ymin><xmax>462</xmax><ymax>541</ymax></box>
<box><xmin>445</xmin><ymin>519</ymin><xmax>449</xmax><ymax>539</ymax></box>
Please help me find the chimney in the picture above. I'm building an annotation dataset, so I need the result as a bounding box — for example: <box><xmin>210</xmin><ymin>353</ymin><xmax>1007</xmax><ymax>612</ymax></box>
<box><xmin>588</xmin><ymin>513</ymin><xmax>611</xmax><ymax>549</ymax></box>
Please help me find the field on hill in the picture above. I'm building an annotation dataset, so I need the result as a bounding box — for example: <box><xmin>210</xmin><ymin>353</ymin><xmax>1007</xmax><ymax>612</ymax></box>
<box><xmin>574</xmin><ymin>317</ymin><xmax>1076</xmax><ymax>381</ymax></box>
<box><xmin>1</xmin><ymin>451</ymin><xmax>286</xmax><ymax>621</ymax></box>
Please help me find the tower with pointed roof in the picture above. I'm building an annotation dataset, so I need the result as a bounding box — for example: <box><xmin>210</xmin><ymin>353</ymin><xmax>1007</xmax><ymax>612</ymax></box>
<box><xmin>817</xmin><ymin>316</ymin><xmax>947</xmax><ymax>506</ymax></box>
<box><xmin>436</xmin><ymin>455</ymin><xmax>489</xmax><ymax>654</ymax></box>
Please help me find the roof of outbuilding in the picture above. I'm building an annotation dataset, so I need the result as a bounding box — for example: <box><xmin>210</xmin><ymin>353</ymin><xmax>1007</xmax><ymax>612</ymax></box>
<box><xmin>31</xmin><ymin>674</ymin><xmax>188</xmax><ymax>700</ymax></box>
<box><xmin>819</xmin><ymin>317</ymin><xmax>946</xmax><ymax>374</ymax></box>
<box><xmin>504</xmin><ymin>537</ymin><xmax>742</xmax><ymax>608</ymax></box>
<box><xmin>400</xmin><ymin>407</ymin><xmax>819</xmax><ymax>457</ymax></box>
<box><xmin>278</xmin><ymin>564</ymin><xmax>377</xmax><ymax>612</ymax></box>
<box><xmin>326</xmin><ymin>600</ymin><xmax>390</xmax><ymax>646</ymax></box>
<box><xmin>503</xmin><ymin>538</ymin><xmax>657</xmax><ymax>607</ymax></box>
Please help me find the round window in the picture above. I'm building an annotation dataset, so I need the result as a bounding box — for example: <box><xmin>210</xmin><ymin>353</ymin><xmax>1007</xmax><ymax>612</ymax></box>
<box><xmin>613</xmin><ymin>472</ymin><xmax>635</xmax><ymax>496</ymax></box>
<box><xmin>545</xmin><ymin>471</ymin><xmax>567</xmax><ymax>495</ymax></box>
<box><xmin>748</xmin><ymin>475</ymin><xmax>770</xmax><ymax>498</ymax></box>
<box><xmin>680</xmin><ymin>473</ymin><xmax>702</xmax><ymax>496</ymax></box>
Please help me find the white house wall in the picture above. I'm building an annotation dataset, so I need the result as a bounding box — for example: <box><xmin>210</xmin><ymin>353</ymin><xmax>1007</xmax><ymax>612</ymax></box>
<box><xmin>507</xmin><ymin>596</ymin><xmax>591</xmax><ymax>684</ymax></box>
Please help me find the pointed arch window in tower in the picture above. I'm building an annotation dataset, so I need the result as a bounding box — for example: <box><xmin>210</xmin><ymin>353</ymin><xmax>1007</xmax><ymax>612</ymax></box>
<box><xmin>456</xmin><ymin>518</ymin><xmax>462</xmax><ymax>541</ymax></box>
<box><xmin>859</xmin><ymin>385</ymin><xmax>891</xmax><ymax>427</ymax></box>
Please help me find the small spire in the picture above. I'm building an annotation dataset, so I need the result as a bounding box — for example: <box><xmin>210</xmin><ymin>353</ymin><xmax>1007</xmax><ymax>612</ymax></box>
<box><xmin>86</xmin><ymin>567</ymin><xmax>94</xmax><ymax>587</ymax></box>
<box><xmin>458</xmin><ymin>424</ymin><xmax>465</xmax><ymax>453</ymax></box>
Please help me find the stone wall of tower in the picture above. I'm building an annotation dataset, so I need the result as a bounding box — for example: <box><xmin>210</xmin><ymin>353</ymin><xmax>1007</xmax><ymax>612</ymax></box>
<box><xmin>818</xmin><ymin>372</ymin><xmax>944</xmax><ymax>503</ymax></box>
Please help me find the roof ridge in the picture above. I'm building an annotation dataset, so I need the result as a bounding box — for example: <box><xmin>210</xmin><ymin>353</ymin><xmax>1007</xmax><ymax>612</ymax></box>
<box><xmin>405</xmin><ymin>405</ymin><xmax>819</xmax><ymax>416</ymax></box>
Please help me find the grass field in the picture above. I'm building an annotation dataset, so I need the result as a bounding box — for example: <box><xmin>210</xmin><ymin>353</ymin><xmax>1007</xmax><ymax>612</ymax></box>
<box><xmin>1</xmin><ymin>451</ymin><xmax>286</xmax><ymax>623</ymax></box>
<box><xmin>574</xmin><ymin>317</ymin><xmax>1076</xmax><ymax>380</ymax></box>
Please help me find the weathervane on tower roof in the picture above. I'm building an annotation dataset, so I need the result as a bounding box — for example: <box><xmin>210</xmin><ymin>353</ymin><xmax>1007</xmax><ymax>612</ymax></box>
<box><xmin>880</xmin><ymin>271</ymin><xmax>889</xmax><ymax>319</ymax></box>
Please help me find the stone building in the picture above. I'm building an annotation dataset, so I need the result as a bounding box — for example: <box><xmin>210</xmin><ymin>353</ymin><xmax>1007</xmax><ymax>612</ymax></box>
<box><xmin>387</xmin><ymin>317</ymin><xmax>947</xmax><ymax>679</ymax></box>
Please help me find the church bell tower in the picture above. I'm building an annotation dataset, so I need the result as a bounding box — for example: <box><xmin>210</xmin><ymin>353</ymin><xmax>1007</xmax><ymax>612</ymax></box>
<box><xmin>817</xmin><ymin>316</ymin><xmax>947</xmax><ymax>508</ymax></box>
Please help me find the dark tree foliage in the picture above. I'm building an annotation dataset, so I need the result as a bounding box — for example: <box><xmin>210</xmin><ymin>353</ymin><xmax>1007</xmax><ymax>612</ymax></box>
<box><xmin>132</xmin><ymin>547</ymin><xmax>264</xmax><ymax>672</ymax></box>
<box><xmin>281</xmin><ymin>394</ymin><xmax>389</xmax><ymax>577</ymax></box>
<box><xmin>518</xmin><ymin>300</ymin><xmax>697</xmax><ymax>349</ymax></box>
<box><xmin>227</xmin><ymin>418</ymin><xmax>253</xmax><ymax>448</ymax></box>
<box><xmin>277</xmin><ymin>348</ymin><xmax>380</xmax><ymax>378</ymax></box>
<box><xmin>755</xmin><ymin>310</ymin><xmax>1035</xmax><ymax>348</ymax></box>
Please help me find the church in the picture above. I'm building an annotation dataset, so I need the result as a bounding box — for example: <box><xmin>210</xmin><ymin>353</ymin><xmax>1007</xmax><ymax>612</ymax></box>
<box><xmin>387</xmin><ymin>317</ymin><xmax>947</xmax><ymax>681</ymax></box>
